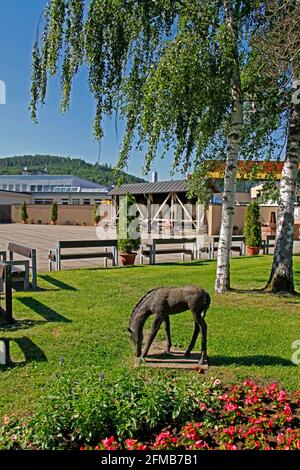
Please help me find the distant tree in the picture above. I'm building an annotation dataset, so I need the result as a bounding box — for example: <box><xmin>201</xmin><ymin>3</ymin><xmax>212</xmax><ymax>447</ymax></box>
<box><xmin>21</xmin><ymin>201</ymin><xmax>28</xmax><ymax>223</ymax></box>
<box><xmin>93</xmin><ymin>202</ymin><xmax>100</xmax><ymax>225</ymax></box>
<box><xmin>50</xmin><ymin>202</ymin><xmax>58</xmax><ymax>224</ymax></box>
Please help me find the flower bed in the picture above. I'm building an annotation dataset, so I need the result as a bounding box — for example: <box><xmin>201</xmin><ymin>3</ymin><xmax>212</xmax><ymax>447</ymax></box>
<box><xmin>1</xmin><ymin>374</ymin><xmax>300</xmax><ymax>450</ymax></box>
<box><xmin>80</xmin><ymin>380</ymin><xmax>300</xmax><ymax>451</ymax></box>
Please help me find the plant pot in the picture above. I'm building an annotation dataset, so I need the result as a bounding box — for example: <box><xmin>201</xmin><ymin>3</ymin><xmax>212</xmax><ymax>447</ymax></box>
<box><xmin>246</xmin><ymin>246</ymin><xmax>261</xmax><ymax>256</ymax></box>
<box><xmin>119</xmin><ymin>252</ymin><xmax>137</xmax><ymax>266</ymax></box>
<box><xmin>51</xmin><ymin>221</ymin><xmax>57</xmax><ymax>225</ymax></box>
<box><xmin>22</xmin><ymin>220</ymin><xmax>27</xmax><ymax>224</ymax></box>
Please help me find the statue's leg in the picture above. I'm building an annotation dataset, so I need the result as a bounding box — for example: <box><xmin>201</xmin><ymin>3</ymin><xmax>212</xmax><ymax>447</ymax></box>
<box><xmin>163</xmin><ymin>316</ymin><xmax>172</xmax><ymax>353</ymax></box>
<box><xmin>198</xmin><ymin>317</ymin><xmax>208</xmax><ymax>365</ymax></box>
<box><xmin>141</xmin><ymin>316</ymin><xmax>163</xmax><ymax>358</ymax></box>
<box><xmin>184</xmin><ymin>322</ymin><xmax>199</xmax><ymax>356</ymax></box>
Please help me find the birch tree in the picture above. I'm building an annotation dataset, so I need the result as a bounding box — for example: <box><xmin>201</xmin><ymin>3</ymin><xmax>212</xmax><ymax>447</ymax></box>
<box><xmin>30</xmin><ymin>0</ymin><xmax>260</xmax><ymax>293</ymax></box>
<box><xmin>251</xmin><ymin>0</ymin><xmax>300</xmax><ymax>293</ymax></box>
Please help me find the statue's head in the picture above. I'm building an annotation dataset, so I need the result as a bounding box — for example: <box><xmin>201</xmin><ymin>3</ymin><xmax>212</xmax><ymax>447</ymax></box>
<box><xmin>128</xmin><ymin>326</ymin><xmax>142</xmax><ymax>357</ymax></box>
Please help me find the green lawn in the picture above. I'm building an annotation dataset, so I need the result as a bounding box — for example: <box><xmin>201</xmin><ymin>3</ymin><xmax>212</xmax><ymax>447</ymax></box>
<box><xmin>0</xmin><ymin>255</ymin><xmax>300</xmax><ymax>418</ymax></box>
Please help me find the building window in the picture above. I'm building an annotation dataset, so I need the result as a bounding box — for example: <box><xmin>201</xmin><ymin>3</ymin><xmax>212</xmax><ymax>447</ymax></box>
<box><xmin>15</xmin><ymin>184</ymin><xmax>21</xmax><ymax>191</ymax></box>
<box><xmin>37</xmin><ymin>185</ymin><xmax>43</xmax><ymax>192</ymax></box>
<box><xmin>83</xmin><ymin>199</ymin><xmax>91</xmax><ymax>205</ymax></box>
<box><xmin>62</xmin><ymin>199</ymin><xmax>69</xmax><ymax>205</ymax></box>
<box><xmin>8</xmin><ymin>184</ymin><xmax>14</xmax><ymax>191</ymax></box>
<box><xmin>21</xmin><ymin>185</ymin><xmax>27</xmax><ymax>192</ymax></box>
<box><xmin>30</xmin><ymin>185</ymin><xmax>36</xmax><ymax>192</ymax></box>
<box><xmin>34</xmin><ymin>200</ymin><xmax>44</xmax><ymax>205</ymax></box>
<box><xmin>72</xmin><ymin>199</ymin><xmax>80</xmax><ymax>205</ymax></box>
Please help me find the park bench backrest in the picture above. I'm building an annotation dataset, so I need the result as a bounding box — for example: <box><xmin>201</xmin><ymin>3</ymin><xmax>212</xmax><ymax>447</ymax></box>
<box><xmin>7</xmin><ymin>242</ymin><xmax>35</xmax><ymax>259</ymax></box>
<box><xmin>153</xmin><ymin>238</ymin><xmax>196</xmax><ymax>245</ymax></box>
<box><xmin>58</xmin><ymin>240</ymin><xmax>118</xmax><ymax>249</ymax></box>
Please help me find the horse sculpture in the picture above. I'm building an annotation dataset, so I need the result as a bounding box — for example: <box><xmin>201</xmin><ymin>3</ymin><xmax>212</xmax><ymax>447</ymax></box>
<box><xmin>128</xmin><ymin>285</ymin><xmax>211</xmax><ymax>365</ymax></box>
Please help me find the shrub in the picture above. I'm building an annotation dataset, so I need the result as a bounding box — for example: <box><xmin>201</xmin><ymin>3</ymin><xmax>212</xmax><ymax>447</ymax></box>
<box><xmin>1</xmin><ymin>374</ymin><xmax>300</xmax><ymax>451</ymax></box>
<box><xmin>243</xmin><ymin>202</ymin><xmax>262</xmax><ymax>247</ymax></box>
<box><xmin>117</xmin><ymin>193</ymin><xmax>141</xmax><ymax>253</ymax></box>
<box><xmin>20</xmin><ymin>201</ymin><xmax>28</xmax><ymax>223</ymax></box>
<box><xmin>50</xmin><ymin>202</ymin><xmax>58</xmax><ymax>223</ymax></box>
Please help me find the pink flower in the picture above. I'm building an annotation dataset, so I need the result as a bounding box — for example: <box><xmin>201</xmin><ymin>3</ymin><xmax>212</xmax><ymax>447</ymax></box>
<box><xmin>137</xmin><ymin>444</ymin><xmax>147</xmax><ymax>450</ymax></box>
<box><xmin>277</xmin><ymin>434</ymin><xmax>284</xmax><ymax>444</ymax></box>
<box><xmin>297</xmin><ymin>440</ymin><xmax>300</xmax><ymax>450</ymax></box>
<box><xmin>102</xmin><ymin>436</ymin><xmax>116</xmax><ymax>447</ymax></box>
<box><xmin>125</xmin><ymin>439</ymin><xmax>138</xmax><ymax>450</ymax></box>
<box><xmin>225</xmin><ymin>403</ymin><xmax>238</xmax><ymax>412</ymax></box>
<box><xmin>200</xmin><ymin>403</ymin><xmax>207</xmax><ymax>411</ymax></box>
<box><xmin>226</xmin><ymin>443</ymin><xmax>237</xmax><ymax>450</ymax></box>
<box><xmin>213</xmin><ymin>379</ymin><xmax>221</xmax><ymax>387</ymax></box>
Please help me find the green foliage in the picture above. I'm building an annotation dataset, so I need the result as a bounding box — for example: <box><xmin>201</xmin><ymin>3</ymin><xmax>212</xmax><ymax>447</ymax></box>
<box><xmin>50</xmin><ymin>202</ymin><xmax>58</xmax><ymax>222</ymax></box>
<box><xmin>187</xmin><ymin>161</ymin><xmax>216</xmax><ymax>206</ymax></box>
<box><xmin>30</xmin><ymin>1</ymin><xmax>271</xmax><ymax>175</ymax></box>
<box><xmin>0</xmin><ymin>371</ymin><xmax>217</xmax><ymax>449</ymax></box>
<box><xmin>117</xmin><ymin>192</ymin><xmax>141</xmax><ymax>253</ymax></box>
<box><xmin>20</xmin><ymin>201</ymin><xmax>28</xmax><ymax>222</ymax></box>
<box><xmin>93</xmin><ymin>202</ymin><xmax>100</xmax><ymax>224</ymax></box>
<box><xmin>0</xmin><ymin>155</ymin><xmax>144</xmax><ymax>186</ymax></box>
<box><xmin>243</xmin><ymin>201</ymin><xmax>262</xmax><ymax>247</ymax></box>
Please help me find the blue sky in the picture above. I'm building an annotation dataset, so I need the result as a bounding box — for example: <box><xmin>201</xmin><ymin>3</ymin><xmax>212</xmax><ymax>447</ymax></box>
<box><xmin>0</xmin><ymin>0</ymin><xmax>176</xmax><ymax>179</ymax></box>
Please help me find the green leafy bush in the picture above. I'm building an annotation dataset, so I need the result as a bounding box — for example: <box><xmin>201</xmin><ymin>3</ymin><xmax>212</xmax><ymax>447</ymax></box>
<box><xmin>243</xmin><ymin>201</ymin><xmax>262</xmax><ymax>247</ymax></box>
<box><xmin>0</xmin><ymin>371</ymin><xmax>212</xmax><ymax>450</ymax></box>
<box><xmin>50</xmin><ymin>202</ymin><xmax>58</xmax><ymax>223</ymax></box>
<box><xmin>93</xmin><ymin>203</ymin><xmax>100</xmax><ymax>224</ymax></box>
<box><xmin>117</xmin><ymin>193</ymin><xmax>141</xmax><ymax>253</ymax></box>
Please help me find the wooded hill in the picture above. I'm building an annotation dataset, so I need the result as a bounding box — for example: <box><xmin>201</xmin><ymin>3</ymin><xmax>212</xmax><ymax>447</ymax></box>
<box><xmin>0</xmin><ymin>155</ymin><xmax>145</xmax><ymax>187</ymax></box>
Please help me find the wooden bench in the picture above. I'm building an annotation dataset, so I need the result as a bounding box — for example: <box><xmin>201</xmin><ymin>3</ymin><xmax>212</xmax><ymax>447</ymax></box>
<box><xmin>140</xmin><ymin>238</ymin><xmax>197</xmax><ymax>265</ymax></box>
<box><xmin>48</xmin><ymin>240</ymin><xmax>118</xmax><ymax>271</ymax></box>
<box><xmin>262</xmin><ymin>235</ymin><xmax>276</xmax><ymax>255</ymax></box>
<box><xmin>0</xmin><ymin>242</ymin><xmax>37</xmax><ymax>290</ymax></box>
<box><xmin>209</xmin><ymin>236</ymin><xmax>246</xmax><ymax>259</ymax></box>
<box><xmin>0</xmin><ymin>262</ymin><xmax>13</xmax><ymax>324</ymax></box>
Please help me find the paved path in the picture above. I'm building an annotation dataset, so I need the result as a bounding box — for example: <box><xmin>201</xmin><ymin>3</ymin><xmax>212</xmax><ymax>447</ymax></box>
<box><xmin>0</xmin><ymin>224</ymin><xmax>299</xmax><ymax>273</ymax></box>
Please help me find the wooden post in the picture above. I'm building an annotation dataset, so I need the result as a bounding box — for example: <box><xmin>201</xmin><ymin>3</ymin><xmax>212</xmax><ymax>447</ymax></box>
<box><xmin>31</xmin><ymin>249</ymin><xmax>37</xmax><ymax>289</ymax></box>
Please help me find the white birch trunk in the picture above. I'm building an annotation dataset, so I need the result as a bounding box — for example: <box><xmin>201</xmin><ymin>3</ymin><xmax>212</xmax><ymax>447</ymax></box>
<box><xmin>215</xmin><ymin>0</ymin><xmax>243</xmax><ymax>293</ymax></box>
<box><xmin>267</xmin><ymin>88</ymin><xmax>300</xmax><ymax>293</ymax></box>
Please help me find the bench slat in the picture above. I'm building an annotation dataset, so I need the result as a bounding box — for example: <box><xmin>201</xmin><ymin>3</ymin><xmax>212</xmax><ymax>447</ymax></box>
<box><xmin>59</xmin><ymin>252</ymin><xmax>114</xmax><ymax>260</ymax></box>
<box><xmin>58</xmin><ymin>240</ymin><xmax>117</xmax><ymax>249</ymax></box>
<box><xmin>8</xmin><ymin>242</ymin><xmax>34</xmax><ymax>258</ymax></box>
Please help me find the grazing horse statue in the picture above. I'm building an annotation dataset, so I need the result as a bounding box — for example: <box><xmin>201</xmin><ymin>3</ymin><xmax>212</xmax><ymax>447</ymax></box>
<box><xmin>128</xmin><ymin>286</ymin><xmax>211</xmax><ymax>365</ymax></box>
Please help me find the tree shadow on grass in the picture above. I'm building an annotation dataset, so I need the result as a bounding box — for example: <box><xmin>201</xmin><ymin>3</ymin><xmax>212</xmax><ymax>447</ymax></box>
<box><xmin>0</xmin><ymin>336</ymin><xmax>47</xmax><ymax>370</ymax></box>
<box><xmin>39</xmin><ymin>275</ymin><xmax>78</xmax><ymax>291</ymax></box>
<box><xmin>17</xmin><ymin>297</ymin><xmax>71</xmax><ymax>323</ymax></box>
<box><xmin>229</xmin><ymin>287</ymin><xmax>300</xmax><ymax>298</ymax></box>
<box><xmin>157</xmin><ymin>259</ymin><xmax>213</xmax><ymax>267</ymax></box>
<box><xmin>211</xmin><ymin>355</ymin><xmax>296</xmax><ymax>367</ymax></box>
<box><xmin>0</xmin><ymin>319</ymin><xmax>46</xmax><ymax>332</ymax></box>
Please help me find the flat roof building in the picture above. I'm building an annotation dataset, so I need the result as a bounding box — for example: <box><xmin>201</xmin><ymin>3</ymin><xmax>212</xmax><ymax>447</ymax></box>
<box><xmin>0</xmin><ymin>175</ymin><xmax>109</xmax><ymax>206</ymax></box>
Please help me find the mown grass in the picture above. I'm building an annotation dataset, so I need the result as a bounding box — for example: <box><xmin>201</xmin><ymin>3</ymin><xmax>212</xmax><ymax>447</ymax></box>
<box><xmin>0</xmin><ymin>255</ymin><xmax>299</xmax><ymax>418</ymax></box>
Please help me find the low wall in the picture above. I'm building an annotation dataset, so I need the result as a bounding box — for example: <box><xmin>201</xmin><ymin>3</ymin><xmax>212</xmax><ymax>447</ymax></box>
<box><xmin>11</xmin><ymin>204</ymin><xmax>112</xmax><ymax>226</ymax></box>
<box><xmin>205</xmin><ymin>204</ymin><xmax>300</xmax><ymax>240</ymax></box>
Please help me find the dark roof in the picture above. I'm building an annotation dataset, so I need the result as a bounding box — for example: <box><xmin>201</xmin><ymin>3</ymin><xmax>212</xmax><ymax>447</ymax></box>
<box><xmin>109</xmin><ymin>180</ymin><xmax>188</xmax><ymax>196</ymax></box>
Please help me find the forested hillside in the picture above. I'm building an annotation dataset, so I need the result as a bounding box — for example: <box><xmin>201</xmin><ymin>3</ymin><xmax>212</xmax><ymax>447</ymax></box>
<box><xmin>0</xmin><ymin>155</ymin><xmax>145</xmax><ymax>187</ymax></box>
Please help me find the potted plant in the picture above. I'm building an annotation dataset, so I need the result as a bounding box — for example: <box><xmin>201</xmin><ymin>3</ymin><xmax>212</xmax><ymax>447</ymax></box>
<box><xmin>50</xmin><ymin>202</ymin><xmax>58</xmax><ymax>225</ymax></box>
<box><xmin>21</xmin><ymin>201</ymin><xmax>28</xmax><ymax>224</ymax></box>
<box><xmin>243</xmin><ymin>201</ymin><xmax>262</xmax><ymax>256</ymax></box>
<box><xmin>94</xmin><ymin>203</ymin><xmax>100</xmax><ymax>226</ymax></box>
<box><xmin>118</xmin><ymin>193</ymin><xmax>141</xmax><ymax>265</ymax></box>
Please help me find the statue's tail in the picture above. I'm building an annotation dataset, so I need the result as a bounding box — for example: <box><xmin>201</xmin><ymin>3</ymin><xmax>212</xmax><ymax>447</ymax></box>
<box><xmin>201</xmin><ymin>292</ymin><xmax>211</xmax><ymax>318</ymax></box>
